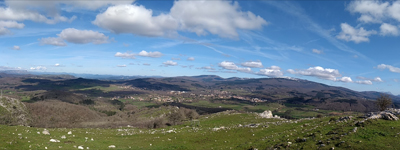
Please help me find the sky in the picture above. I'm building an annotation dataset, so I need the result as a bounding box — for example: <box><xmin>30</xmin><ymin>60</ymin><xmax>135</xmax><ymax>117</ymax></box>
<box><xmin>0</xmin><ymin>0</ymin><xmax>400</xmax><ymax>95</ymax></box>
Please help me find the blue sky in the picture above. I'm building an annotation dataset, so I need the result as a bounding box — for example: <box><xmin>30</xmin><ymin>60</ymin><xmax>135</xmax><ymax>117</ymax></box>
<box><xmin>0</xmin><ymin>0</ymin><xmax>400</xmax><ymax>94</ymax></box>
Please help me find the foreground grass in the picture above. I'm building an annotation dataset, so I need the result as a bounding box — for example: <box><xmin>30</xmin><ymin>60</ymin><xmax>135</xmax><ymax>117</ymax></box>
<box><xmin>1</xmin><ymin>112</ymin><xmax>399</xmax><ymax>150</ymax></box>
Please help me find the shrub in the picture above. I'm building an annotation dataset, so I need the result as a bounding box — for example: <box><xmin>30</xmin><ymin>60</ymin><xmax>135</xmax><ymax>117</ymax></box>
<box><xmin>316</xmin><ymin>114</ymin><xmax>323</xmax><ymax>118</ymax></box>
<box><xmin>376</xmin><ymin>94</ymin><xmax>392</xmax><ymax>111</ymax></box>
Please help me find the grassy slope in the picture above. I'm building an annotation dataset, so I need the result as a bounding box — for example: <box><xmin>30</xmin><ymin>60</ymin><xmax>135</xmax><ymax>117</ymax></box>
<box><xmin>1</xmin><ymin>112</ymin><xmax>399</xmax><ymax>150</ymax></box>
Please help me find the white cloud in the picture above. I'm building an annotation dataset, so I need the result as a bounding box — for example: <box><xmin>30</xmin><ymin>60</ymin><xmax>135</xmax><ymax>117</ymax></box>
<box><xmin>171</xmin><ymin>58</ymin><xmax>180</xmax><ymax>60</ymax></box>
<box><xmin>347</xmin><ymin>1</ymin><xmax>389</xmax><ymax>23</ymax></box>
<box><xmin>336</xmin><ymin>23</ymin><xmax>377</xmax><ymax>43</ymax></box>
<box><xmin>257</xmin><ymin>66</ymin><xmax>283</xmax><ymax>77</ymax></box>
<box><xmin>114</xmin><ymin>51</ymin><xmax>163</xmax><ymax>59</ymax></box>
<box><xmin>373</xmin><ymin>77</ymin><xmax>383</xmax><ymax>82</ymax></box>
<box><xmin>218</xmin><ymin>61</ymin><xmax>252</xmax><ymax>73</ymax></box>
<box><xmin>57</xmin><ymin>28</ymin><xmax>110</xmax><ymax>44</ymax></box>
<box><xmin>241</xmin><ymin>61</ymin><xmax>263</xmax><ymax>68</ymax></box>
<box><xmin>377</xmin><ymin>64</ymin><xmax>400</xmax><ymax>73</ymax></box>
<box><xmin>39</xmin><ymin>37</ymin><xmax>67</xmax><ymax>46</ymax></box>
<box><xmin>0</xmin><ymin>20</ymin><xmax>24</xmax><ymax>35</ymax></box>
<box><xmin>197</xmin><ymin>66</ymin><xmax>215</xmax><ymax>70</ymax></box>
<box><xmin>163</xmin><ymin>60</ymin><xmax>178</xmax><ymax>66</ymax></box>
<box><xmin>187</xmin><ymin>57</ymin><xmax>195</xmax><ymax>61</ymax></box>
<box><xmin>30</xmin><ymin>66</ymin><xmax>47</xmax><ymax>70</ymax></box>
<box><xmin>394</xmin><ymin>79</ymin><xmax>399</xmax><ymax>82</ymax></box>
<box><xmin>117</xmin><ymin>64</ymin><xmax>126</xmax><ymax>67</ymax></box>
<box><xmin>170</xmin><ymin>0</ymin><xmax>267</xmax><ymax>38</ymax></box>
<box><xmin>357</xmin><ymin>76</ymin><xmax>384</xmax><ymax>82</ymax></box>
<box><xmin>138</xmin><ymin>50</ymin><xmax>163</xmax><ymax>58</ymax></box>
<box><xmin>115</xmin><ymin>52</ymin><xmax>136</xmax><ymax>59</ymax></box>
<box><xmin>142</xmin><ymin>63</ymin><xmax>151</xmax><ymax>66</ymax></box>
<box><xmin>93</xmin><ymin>4</ymin><xmax>178</xmax><ymax>37</ymax></box>
<box><xmin>380</xmin><ymin>23</ymin><xmax>399</xmax><ymax>36</ymax></box>
<box><xmin>39</xmin><ymin>28</ymin><xmax>110</xmax><ymax>46</ymax></box>
<box><xmin>287</xmin><ymin>66</ymin><xmax>341</xmax><ymax>81</ymax></box>
<box><xmin>355</xmin><ymin>80</ymin><xmax>373</xmax><ymax>85</ymax></box>
<box><xmin>0</xmin><ymin>7</ymin><xmax>75</xmax><ymax>24</ymax></box>
<box><xmin>12</xmin><ymin>45</ymin><xmax>20</xmax><ymax>50</ymax></box>
<box><xmin>347</xmin><ymin>1</ymin><xmax>400</xmax><ymax>23</ymax></box>
<box><xmin>93</xmin><ymin>1</ymin><xmax>267</xmax><ymax>38</ymax></box>
<box><xmin>0</xmin><ymin>66</ymin><xmax>22</xmax><ymax>70</ymax></box>
<box><xmin>312</xmin><ymin>49</ymin><xmax>323</xmax><ymax>54</ymax></box>
<box><xmin>54</xmin><ymin>63</ymin><xmax>60</xmax><ymax>67</ymax></box>
<box><xmin>338</xmin><ymin>76</ymin><xmax>353</xmax><ymax>83</ymax></box>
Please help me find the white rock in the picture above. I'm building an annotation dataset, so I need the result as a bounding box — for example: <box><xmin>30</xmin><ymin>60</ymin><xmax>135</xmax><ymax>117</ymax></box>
<box><xmin>259</xmin><ymin>110</ymin><xmax>273</xmax><ymax>118</ymax></box>
<box><xmin>50</xmin><ymin>139</ymin><xmax>60</xmax><ymax>142</ymax></box>
<box><xmin>78</xmin><ymin>146</ymin><xmax>84</xmax><ymax>149</ymax></box>
<box><xmin>61</xmin><ymin>135</ymin><xmax>66</xmax><ymax>139</ymax></box>
<box><xmin>42</xmin><ymin>130</ymin><xmax>50</xmax><ymax>135</ymax></box>
<box><xmin>68</xmin><ymin>131</ymin><xmax>72</xmax><ymax>135</ymax></box>
<box><xmin>108</xmin><ymin>145</ymin><xmax>116</xmax><ymax>148</ymax></box>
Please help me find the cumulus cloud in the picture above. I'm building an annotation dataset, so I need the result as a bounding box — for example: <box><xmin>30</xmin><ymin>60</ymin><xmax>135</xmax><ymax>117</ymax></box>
<box><xmin>312</xmin><ymin>49</ymin><xmax>323</xmax><ymax>54</ymax></box>
<box><xmin>57</xmin><ymin>28</ymin><xmax>110</xmax><ymax>44</ymax></box>
<box><xmin>347</xmin><ymin>1</ymin><xmax>389</xmax><ymax>23</ymax></box>
<box><xmin>93</xmin><ymin>0</ymin><xmax>267</xmax><ymax>38</ymax></box>
<box><xmin>54</xmin><ymin>63</ymin><xmax>60</xmax><ymax>67</ymax></box>
<box><xmin>0</xmin><ymin>7</ymin><xmax>75</xmax><ymax>25</ymax></box>
<box><xmin>93</xmin><ymin>4</ymin><xmax>178</xmax><ymax>37</ymax></box>
<box><xmin>338</xmin><ymin>76</ymin><xmax>353</xmax><ymax>83</ymax></box>
<box><xmin>380</xmin><ymin>23</ymin><xmax>399</xmax><ymax>36</ymax></box>
<box><xmin>138</xmin><ymin>50</ymin><xmax>163</xmax><ymax>58</ymax></box>
<box><xmin>39</xmin><ymin>28</ymin><xmax>110</xmax><ymax>46</ymax></box>
<box><xmin>115</xmin><ymin>52</ymin><xmax>136</xmax><ymax>59</ymax></box>
<box><xmin>218</xmin><ymin>61</ymin><xmax>251</xmax><ymax>73</ymax></box>
<box><xmin>257</xmin><ymin>66</ymin><xmax>284</xmax><ymax>77</ymax></box>
<box><xmin>357</xmin><ymin>76</ymin><xmax>384</xmax><ymax>82</ymax></box>
<box><xmin>196</xmin><ymin>66</ymin><xmax>215</xmax><ymax>70</ymax></box>
<box><xmin>287</xmin><ymin>66</ymin><xmax>341</xmax><ymax>81</ymax></box>
<box><xmin>169</xmin><ymin>0</ymin><xmax>267</xmax><ymax>38</ymax></box>
<box><xmin>355</xmin><ymin>80</ymin><xmax>373</xmax><ymax>85</ymax></box>
<box><xmin>187</xmin><ymin>57</ymin><xmax>195</xmax><ymax>61</ymax></box>
<box><xmin>117</xmin><ymin>64</ymin><xmax>126</xmax><ymax>67</ymax></box>
<box><xmin>377</xmin><ymin>64</ymin><xmax>400</xmax><ymax>73</ymax></box>
<box><xmin>241</xmin><ymin>61</ymin><xmax>263</xmax><ymax>68</ymax></box>
<box><xmin>347</xmin><ymin>1</ymin><xmax>400</xmax><ymax>23</ymax></box>
<box><xmin>39</xmin><ymin>37</ymin><xmax>67</xmax><ymax>46</ymax></box>
<box><xmin>12</xmin><ymin>45</ymin><xmax>20</xmax><ymax>50</ymax></box>
<box><xmin>336</xmin><ymin>23</ymin><xmax>377</xmax><ymax>43</ymax></box>
<box><xmin>0</xmin><ymin>20</ymin><xmax>24</xmax><ymax>35</ymax></box>
<box><xmin>114</xmin><ymin>50</ymin><xmax>163</xmax><ymax>59</ymax></box>
<box><xmin>30</xmin><ymin>66</ymin><xmax>47</xmax><ymax>70</ymax></box>
<box><xmin>163</xmin><ymin>60</ymin><xmax>178</xmax><ymax>66</ymax></box>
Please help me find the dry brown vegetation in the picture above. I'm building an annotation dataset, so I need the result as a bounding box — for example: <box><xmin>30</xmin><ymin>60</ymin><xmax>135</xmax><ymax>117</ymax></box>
<box><xmin>23</xmin><ymin>99</ymin><xmax>199</xmax><ymax>129</ymax></box>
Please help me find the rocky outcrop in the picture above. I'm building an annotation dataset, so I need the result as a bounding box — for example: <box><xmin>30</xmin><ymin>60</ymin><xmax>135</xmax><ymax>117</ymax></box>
<box><xmin>0</xmin><ymin>96</ymin><xmax>30</xmax><ymax>125</ymax></box>
<box><xmin>259</xmin><ymin>110</ymin><xmax>279</xmax><ymax>118</ymax></box>
<box><xmin>365</xmin><ymin>111</ymin><xmax>399</xmax><ymax>121</ymax></box>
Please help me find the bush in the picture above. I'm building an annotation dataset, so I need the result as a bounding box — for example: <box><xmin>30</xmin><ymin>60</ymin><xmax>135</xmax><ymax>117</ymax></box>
<box><xmin>79</xmin><ymin>99</ymin><xmax>95</xmax><ymax>105</ymax></box>
<box><xmin>316</xmin><ymin>114</ymin><xmax>323</xmax><ymax>118</ymax></box>
<box><xmin>376</xmin><ymin>94</ymin><xmax>392</xmax><ymax>111</ymax></box>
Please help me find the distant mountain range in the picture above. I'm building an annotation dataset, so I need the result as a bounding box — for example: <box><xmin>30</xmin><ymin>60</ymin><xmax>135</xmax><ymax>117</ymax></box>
<box><xmin>1</xmin><ymin>70</ymin><xmax>399</xmax><ymax>112</ymax></box>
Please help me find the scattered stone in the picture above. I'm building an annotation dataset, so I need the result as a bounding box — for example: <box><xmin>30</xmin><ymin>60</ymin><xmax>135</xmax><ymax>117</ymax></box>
<box><xmin>61</xmin><ymin>135</ymin><xmax>66</xmax><ymax>139</ymax></box>
<box><xmin>42</xmin><ymin>130</ymin><xmax>50</xmax><ymax>135</ymax></box>
<box><xmin>68</xmin><ymin>131</ymin><xmax>72</xmax><ymax>135</ymax></box>
<box><xmin>259</xmin><ymin>110</ymin><xmax>279</xmax><ymax>118</ymax></box>
<box><xmin>108</xmin><ymin>145</ymin><xmax>116</xmax><ymax>148</ymax></box>
<box><xmin>353</xmin><ymin>127</ymin><xmax>357</xmax><ymax>133</ymax></box>
<box><xmin>78</xmin><ymin>146</ymin><xmax>84</xmax><ymax>149</ymax></box>
<box><xmin>50</xmin><ymin>139</ymin><xmax>60</xmax><ymax>142</ymax></box>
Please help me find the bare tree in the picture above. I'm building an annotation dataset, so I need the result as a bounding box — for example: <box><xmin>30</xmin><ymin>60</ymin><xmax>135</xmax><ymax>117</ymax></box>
<box><xmin>376</xmin><ymin>94</ymin><xmax>392</xmax><ymax>111</ymax></box>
